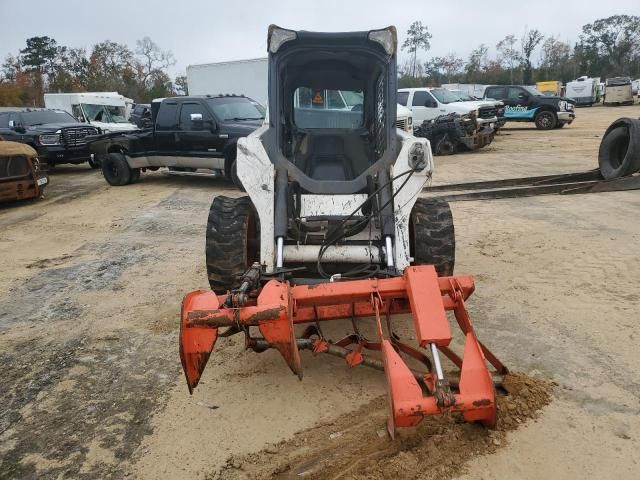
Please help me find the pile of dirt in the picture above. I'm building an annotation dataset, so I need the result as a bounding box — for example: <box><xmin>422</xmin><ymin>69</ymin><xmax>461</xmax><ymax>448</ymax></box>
<box><xmin>207</xmin><ymin>372</ymin><xmax>553</xmax><ymax>480</ymax></box>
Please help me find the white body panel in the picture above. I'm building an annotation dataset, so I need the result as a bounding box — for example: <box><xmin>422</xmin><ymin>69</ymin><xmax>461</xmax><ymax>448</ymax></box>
<box><xmin>237</xmin><ymin>126</ymin><xmax>433</xmax><ymax>273</ymax></box>
<box><xmin>44</xmin><ymin>92</ymin><xmax>138</xmax><ymax>132</ymax></box>
<box><xmin>187</xmin><ymin>58</ymin><xmax>269</xmax><ymax>107</ymax></box>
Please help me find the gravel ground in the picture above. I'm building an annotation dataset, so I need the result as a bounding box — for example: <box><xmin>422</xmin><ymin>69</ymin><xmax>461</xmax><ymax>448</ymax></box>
<box><xmin>0</xmin><ymin>104</ymin><xmax>638</xmax><ymax>479</ymax></box>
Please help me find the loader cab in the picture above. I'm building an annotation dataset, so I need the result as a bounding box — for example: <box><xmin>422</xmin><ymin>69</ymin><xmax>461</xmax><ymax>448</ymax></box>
<box><xmin>267</xmin><ymin>25</ymin><xmax>398</xmax><ymax>193</ymax></box>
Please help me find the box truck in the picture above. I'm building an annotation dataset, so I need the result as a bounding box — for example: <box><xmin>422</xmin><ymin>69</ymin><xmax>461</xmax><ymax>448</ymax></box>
<box><xmin>44</xmin><ymin>92</ymin><xmax>138</xmax><ymax>133</ymax></box>
<box><xmin>187</xmin><ymin>57</ymin><xmax>414</xmax><ymax>134</ymax></box>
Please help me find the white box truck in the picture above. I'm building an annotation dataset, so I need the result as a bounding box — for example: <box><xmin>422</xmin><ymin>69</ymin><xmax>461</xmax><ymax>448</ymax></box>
<box><xmin>187</xmin><ymin>58</ymin><xmax>269</xmax><ymax>106</ymax></box>
<box><xmin>187</xmin><ymin>57</ymin><xmax>414</xmax><ymax>134</ymax></box>
<box><xmin>44</xmin><ymin>92</ymin><xmax>138</xmax><ymax>133</ymax></box>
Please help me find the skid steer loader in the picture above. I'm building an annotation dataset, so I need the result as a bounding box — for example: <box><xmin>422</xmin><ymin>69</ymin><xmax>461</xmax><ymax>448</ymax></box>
<box><xmin>179</xmin><ymin>25</ymin><xmax>508</xmax><ymax>436</ymax></box>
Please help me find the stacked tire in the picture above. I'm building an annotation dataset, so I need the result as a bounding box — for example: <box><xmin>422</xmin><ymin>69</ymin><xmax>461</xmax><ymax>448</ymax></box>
<box><xmin>598</xmin><ymin>118</ymin><xmax>640</xmax><ymax>179</ymax></box>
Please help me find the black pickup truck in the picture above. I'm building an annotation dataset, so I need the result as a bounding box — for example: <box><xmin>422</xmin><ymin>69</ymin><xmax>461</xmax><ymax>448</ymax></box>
<box><xmin>0</xmin><ymin>109</ymin><xmax>99</xmax><ymax>167</ymax></box>
<box><xmin>90</xmin><ymin>95</ymin><xmax>264</xmax><ymax>186</ymax></box>
<box><xmin>484</xmin><ymin>85</ymin><xmax>576</xmax><ymax>130</ymax></box>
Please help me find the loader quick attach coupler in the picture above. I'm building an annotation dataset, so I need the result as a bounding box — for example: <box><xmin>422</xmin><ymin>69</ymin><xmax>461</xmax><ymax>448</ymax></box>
<box><xmin>179</xmin><ymin>265</ymin><xmax>508</xmax><ymax>436</ymax></box>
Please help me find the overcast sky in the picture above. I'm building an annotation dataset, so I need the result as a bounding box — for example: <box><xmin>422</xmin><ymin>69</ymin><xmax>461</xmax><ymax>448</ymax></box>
<box><xmin>1</xmin><ymin>0</ymin><xmax>638</xmax><ymax>78</ymax></box>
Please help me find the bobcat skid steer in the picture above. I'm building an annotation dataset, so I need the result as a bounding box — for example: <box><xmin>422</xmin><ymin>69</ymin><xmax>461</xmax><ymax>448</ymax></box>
<box><xmin>179</xmin><ymin>25</ymin><xmax>507</xmax><ymax>436</ymax></box>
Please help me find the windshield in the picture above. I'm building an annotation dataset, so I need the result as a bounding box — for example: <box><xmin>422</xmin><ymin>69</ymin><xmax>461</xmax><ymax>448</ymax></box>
<box><xmin>430</xmin><ymin>88</ymin><xmax>462</xmax><ymax>104</ymax></box>
<box><xmin>21</xmin><ymin>110</ymin><xmax>76</xmax><ymax>125</ymax></box>
<box><xmin>522</xmin><ymin>86</ymin><xmax>543</xmax><ymax>96</ymax></box>
<box><xmin>81</xmin><ymin>104</ymin><xmax>129</xmax><ymax>123</ymax></box>
<box><xmin>206</xmin><ymin>97</ymin><xmax>265</xmax><ymax>121</ymax></box>
<box><xmin>293</xmin><ymin>87</ymin><xmax>364</xmax><ymax>129</ymax></box>
<box><xmin>340</xmin><ymin>90</ymin><xmax>364</xmax><ymax>108</ymax></box>
<box><xmin>450</xmin><ymin>90</ymin><xmax>473</xmax><ymax>101</ymax></box>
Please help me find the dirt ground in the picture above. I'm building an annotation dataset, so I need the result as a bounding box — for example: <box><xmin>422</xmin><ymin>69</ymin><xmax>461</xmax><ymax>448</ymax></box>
<box><xmin>1</xmin><ymin>105</ymin><xmax>639</xmax><ymax>480</ymax></box>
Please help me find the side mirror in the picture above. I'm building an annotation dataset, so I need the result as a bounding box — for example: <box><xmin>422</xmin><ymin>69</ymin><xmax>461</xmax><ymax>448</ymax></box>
<box><xmin>190</xmin><ymin>113</ymin><xmax>203</xmax><ymax>122</ymax></box>
<box><xmin>77</xmin><ymin>116</ymin><xmax>85</xmax><ymax>122</ymax></box>
<box><xmin>518</xmin><ymin>93</ymin><xmax>529</xmax><ymax>100</ymax></box>
<box><xmin>424</xmin><ymin>100</ymin><xmax>437</xmax><ymax>108</ymax></box>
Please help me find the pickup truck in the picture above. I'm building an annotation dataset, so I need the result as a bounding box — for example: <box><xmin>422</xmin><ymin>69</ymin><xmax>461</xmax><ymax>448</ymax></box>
<box><xmin>90</xmin><ymin>94</ymin><xmax>264</xmax><ymax>186</ymax></box>
<box><xmin>483</xmin><ymin>85</ymin><xmax>575</xmax><ymax>129</ymax></box>
<box><xmin>0</xmin><ymin>109</ymin><xmax>99</xmax><ymax>167</ymax></box>
<box><xmin>398</xmin><ymin>87</ymin><xmax>499</xmax><ymax>128</ymax></box>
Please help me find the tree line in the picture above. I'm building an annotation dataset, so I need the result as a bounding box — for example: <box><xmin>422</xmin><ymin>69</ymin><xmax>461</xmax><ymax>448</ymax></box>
<box><xmin>1</xmin><ymin>15</ymin><xmax>638</xmax><ymax>107</ymax></box>
<box><xmin>399</xmin><ymin>14</ymin><xmax>640</xmax><ymax>87</ymax></box>
<box><xmin>0</xmin><ymin>36</ymin><xmax>187</xmax><ymax>107</ymax></box>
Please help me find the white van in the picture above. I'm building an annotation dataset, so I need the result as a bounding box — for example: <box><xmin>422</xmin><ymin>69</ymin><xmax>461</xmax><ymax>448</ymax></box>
<box><xmin>398</xmin><ymin>87</ymin><xmax>498</xmax><ymax>128</ymax></box>
<box><xmin>44</xmin><ymin>92</ymin><xmax>139</xmax><ymax>133</ymax></box>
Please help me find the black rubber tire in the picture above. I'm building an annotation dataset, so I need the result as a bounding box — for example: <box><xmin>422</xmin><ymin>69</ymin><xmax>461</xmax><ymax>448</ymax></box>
<box><xmin>534</xmin><ymin>110</ymin><xmax>557</xmax><ymax>130</ymax></box>
<box><xmin>555</xmin><ymin>122</ymin><xmax>566</xmax><ymax>129</ymax></box>
<box><xmin>206</xmin><ymin>196</ymin><xmax>260</xmax><ymax>293</ymax></box>
<box><xmin>230</xmin><ymin>159</ymin><xmax>245</xmax><ymax>191</ymax></box>
<box><xmin>409</xmin><ymin>198</ymin><xmax>455</xmax><ymax>276</ymax></box>
<box><xmin>598</xmin><ymin>118</ymin><xmax>640</xmax><ymax>179</ymax></box>
<box><xmin>101</xmin><ymin>152</ymin><xmax>132</xmax><ymax>186</ymax></box>
<box><xmin>88</xmin><ymin>155</ymin><xmax>101</xmax><ymax>169</ymax></box>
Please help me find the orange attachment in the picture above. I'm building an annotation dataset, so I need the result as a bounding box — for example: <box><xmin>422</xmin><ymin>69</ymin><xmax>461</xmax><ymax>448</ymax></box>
<box><xmin>179</xmin><ymin>265</ymin><xmax>507</xmax><ymax>435</ymax></box>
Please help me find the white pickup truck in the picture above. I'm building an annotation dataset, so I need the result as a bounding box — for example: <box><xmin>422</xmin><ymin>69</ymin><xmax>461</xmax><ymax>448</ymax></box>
<box><xmin>398</xmin><ymin>87</ymin><xmax>498</xmax><ymax>128</ymax></box>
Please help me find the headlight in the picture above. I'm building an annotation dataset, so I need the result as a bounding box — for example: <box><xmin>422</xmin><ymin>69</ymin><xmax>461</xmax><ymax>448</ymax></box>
<box><xmin>39</xmin><ymin>132</ymin><xmax>61</xmax><ymax>145</ymax></box>
<box><xmin>407</xmin><ymin>117</ymin><xmax>412</xmax><ymax>126</ymax></box>
<box><xmin>558</xmin><ymin>101</ymin><xmax>570</xmax><ymax>111</ymax></box>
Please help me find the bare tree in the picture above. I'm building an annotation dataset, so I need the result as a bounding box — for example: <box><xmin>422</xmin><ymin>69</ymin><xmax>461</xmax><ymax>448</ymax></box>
<box><xmin>440</xmin><ymin>53</ymin><xmax>464</xmax><ymax>82</ymax></box>
<box><xmin>521</xmin><ymin>29</ymin><xmax>544</xmax><ymax>84</ymax></box>
<box><xmin>466</xmin><ymin>44</ymin><xmax>488</xmax><ymax>82</ymax></box>
<box><xmin>496</xmin><ymin>34</ymin><xmax>520</xmax><ymax>83</ymax></box>
<box><xmin>136</xmin><ymin>37</ymin><xmax>175</xmax><ymax>89</ymax></box>
<box><xmin>402</xmin><ymin>22</ymin><xmax>432</xmax><ymax>78</ymax></box>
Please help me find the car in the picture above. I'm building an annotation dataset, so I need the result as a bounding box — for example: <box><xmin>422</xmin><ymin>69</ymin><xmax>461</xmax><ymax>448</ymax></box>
<box><xmin>398</xmin><ymin>87</ymin><xmax>499</xmax><ymax>129</ymax></box>
<box><xmin>483</xmin><ymin>85</ymin><xmax>575</xmax><ymax>130</ymax></box>
<box><xmin>0</xmin><ymin>109</ymin><xmax>100</xmax><ymax>167</ymax></box>
<box><xmin>90</xmin><ymin>94</ymin><xmax>265</xmax><ymax>187</ymax></box>
<box><xmin>129</xmin><ymin>103</ymin><xmax>152</xmax><ymax>128</ymax></box>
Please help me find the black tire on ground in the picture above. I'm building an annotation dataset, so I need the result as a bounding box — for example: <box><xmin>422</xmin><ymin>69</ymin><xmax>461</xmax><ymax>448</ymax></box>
<box><xmin>101</xmin><ymin>152</ymin><xmax>132</xmax><ymax>186</ymax></box>
<box><xmin>206</xmin><ymin>196</ymin><xmax>260</xmax><ymax>293</ymax></box>
<box><xmin>534</xmin><ymin>110</ymin><xmax>557</xmax><ymax>130</ymax></box>
<box><xmin>598</xmin><ymin>118</ymin><xmax>640</xmax><ymax>179</ymax></box>
<box><xmin>230</xmin><ymin>160</ymin><xmax>245</xmax><ymax>191</ymax></box>
<box><xmin>88</xmin><ymin>155</ymin><xmax>101</xmax><ymax>169</ymax></box>
<box><xmin>409</xmin><ymin>198</ymin><xmax>455</xmax><ymax>276</ymax></box>
<box><xmin>555</xmin><ymin>122</ymin><xmax>566</xmax><ymax>129</ymax></box>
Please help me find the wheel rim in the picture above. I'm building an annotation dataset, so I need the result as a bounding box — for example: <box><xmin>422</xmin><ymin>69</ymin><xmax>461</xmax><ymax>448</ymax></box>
<box><xmin>539</xmin><ymin>113</ymin><xmax>553</xmax><ymax>128</ymax></box>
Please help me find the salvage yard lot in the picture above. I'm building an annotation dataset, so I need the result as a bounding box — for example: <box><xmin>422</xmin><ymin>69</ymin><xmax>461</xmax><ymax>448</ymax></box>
<box><xmin>1</xmin><ymin>105</ymin><xmax>639</xmax><ymax>479</ymax></box>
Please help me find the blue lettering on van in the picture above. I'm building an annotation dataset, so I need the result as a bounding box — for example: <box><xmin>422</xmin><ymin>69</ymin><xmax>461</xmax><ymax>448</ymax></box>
<box><xmin>504</xmin><ymin>106</ymin><xmax>538</xmax><ymax>119</ymax></box>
